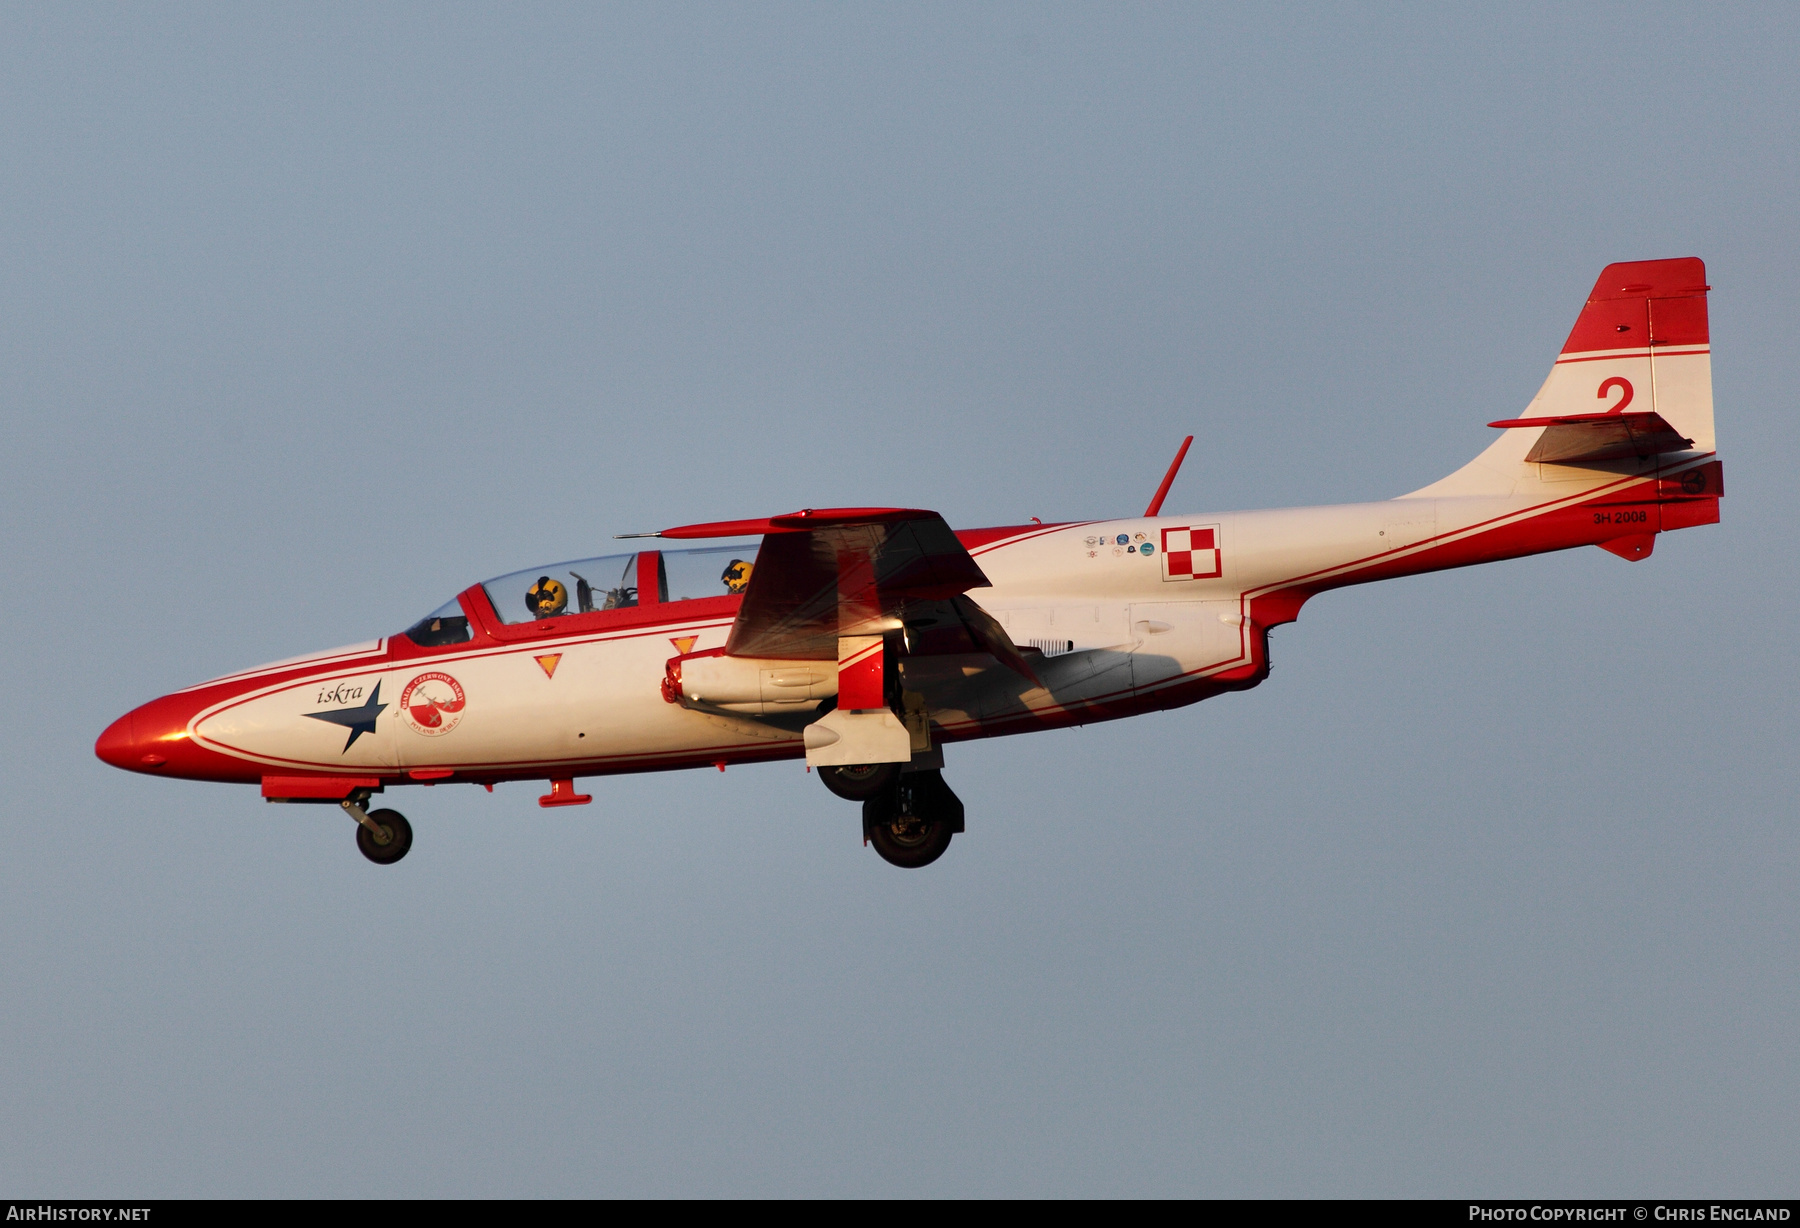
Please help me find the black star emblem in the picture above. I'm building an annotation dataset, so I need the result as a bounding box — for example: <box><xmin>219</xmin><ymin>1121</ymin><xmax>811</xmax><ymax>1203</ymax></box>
<box><xmin>304</xmin><ymin>680</ymin><xmax>388</xmax><ymax>752</ymax></box>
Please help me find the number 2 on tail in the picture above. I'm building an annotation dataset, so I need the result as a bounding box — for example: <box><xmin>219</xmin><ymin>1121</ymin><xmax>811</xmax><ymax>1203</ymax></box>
<box><xmin>1598</xmin><ymin>376</ymin><xmax>1633</xmax><ymax>413</ymax></box>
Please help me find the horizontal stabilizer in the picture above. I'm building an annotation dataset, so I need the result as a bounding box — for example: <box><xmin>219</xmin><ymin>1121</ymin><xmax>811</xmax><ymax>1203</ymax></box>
<box><xmin>1487</xmin><ymin>410</ymin><xmax>1694</xmax><ymax>465</ymax></box>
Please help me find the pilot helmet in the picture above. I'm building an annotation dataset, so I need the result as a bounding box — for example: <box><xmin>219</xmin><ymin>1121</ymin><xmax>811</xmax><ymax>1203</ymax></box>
<box><xmin>526</xmin><ymin>576</ymin><xmax>568</xmax><ymax>618</ymax></box>
<box><xmin>721</xmin><ymin>559</ymin><xmax>754</xmax><ymax>594</ymax></box>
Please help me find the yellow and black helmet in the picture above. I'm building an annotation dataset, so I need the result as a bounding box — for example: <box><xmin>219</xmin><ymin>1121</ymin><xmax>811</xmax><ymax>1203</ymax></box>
<box><xmin>721</xmin><ymin>559</ymin><xmax>754</xmax><ymax>594</ymax></box>
<box><xmin>526</xmin><ymin>576</ymin><xmax>568</xmax><ymax>618</ymax></box>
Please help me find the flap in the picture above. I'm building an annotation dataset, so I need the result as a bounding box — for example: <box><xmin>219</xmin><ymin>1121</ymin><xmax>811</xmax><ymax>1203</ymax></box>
<box><xmin>1488</xmin><ymin>411</ymin><xmax>1694</xmax><ymax>465</ymax></box>
<box><xmin>890</xmin><ymin>594</ymin><xmax>1040</xmax><ymax>684</ymax></box>
<box><xmin>947</xmin><ymin>594</ymin><xmax>1040</xmax><ymax>684</ymax></box>
<box><xmin>651</xmin><ymin>508</ymin><xmax>990</xmax><ymax>660</ymax></box>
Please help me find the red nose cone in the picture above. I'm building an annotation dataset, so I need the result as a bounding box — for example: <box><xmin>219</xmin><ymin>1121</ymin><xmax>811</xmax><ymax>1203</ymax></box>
<box><xmin>96</xmin><ymin>692</ymin><xmax>261</xmax><ymax>783</ymax></box>
<box><xmin>95</xmin><ymin>701</ymin><xmax>182</xmax><ymax>774</ymax></box>
<box><xmin>95</xmin><ymin>711</ymin><xmax>144</xmax><ymax>771</ymax></box>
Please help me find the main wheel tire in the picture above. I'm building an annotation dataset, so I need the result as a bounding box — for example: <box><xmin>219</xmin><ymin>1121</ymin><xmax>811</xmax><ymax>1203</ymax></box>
<box><xmin>818</xmin><ymin>762</ymin><xmax>900</xmax><ymax>801</ymax></box>
<box><xmin>864</xmin><ymin>787</ymin><xmax>954</xmax><ymax>869</ymax></box>
<box><xmin>356</xmin><ymin>809</ymin><xmax>413</xmax><ymax>865</ymax></box>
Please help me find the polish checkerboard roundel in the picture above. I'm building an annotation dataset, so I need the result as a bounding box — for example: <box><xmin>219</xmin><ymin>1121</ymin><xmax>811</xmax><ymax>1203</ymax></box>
<box><xmin>1161</xmin><ymin>526</ymin><xmax>1222</xmax><ymax>581</ymax></box>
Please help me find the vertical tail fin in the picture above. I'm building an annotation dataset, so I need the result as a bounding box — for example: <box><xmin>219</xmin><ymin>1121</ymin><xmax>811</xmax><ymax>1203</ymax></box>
<box><xmin>1546</xmin><ymin>257</ymin><xmax>1713</xmax><ymax>451</ymax></box>
<box><xmin>1412</xmin><ymin>258</ymin><xmax>1715</xmax><ymax>498</ymax></box>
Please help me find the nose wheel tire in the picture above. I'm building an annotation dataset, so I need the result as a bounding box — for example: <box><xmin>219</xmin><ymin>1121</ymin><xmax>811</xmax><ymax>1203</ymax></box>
<box><xmin>356</xmin><ymin>809</ymin><xmax>413</xmax><ymax>865</ymax></box>
<box><xmin>818</xmin><ymin>762</ymin><xmax>900</xmax><ymax>801</ymax></box>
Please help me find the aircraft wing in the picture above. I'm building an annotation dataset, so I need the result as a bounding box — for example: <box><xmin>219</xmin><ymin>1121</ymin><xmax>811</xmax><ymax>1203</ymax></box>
<box><xmin>655</xmin><ymin>508</ymin><xmax>1016</xmax><ymax>664</ymax></box>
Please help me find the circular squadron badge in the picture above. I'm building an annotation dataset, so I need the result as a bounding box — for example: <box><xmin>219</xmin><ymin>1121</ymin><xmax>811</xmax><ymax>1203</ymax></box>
<box><xmin>400</xmin><ymin>671</ymin><xmax>466</xmax><ymax>736</ymax></box>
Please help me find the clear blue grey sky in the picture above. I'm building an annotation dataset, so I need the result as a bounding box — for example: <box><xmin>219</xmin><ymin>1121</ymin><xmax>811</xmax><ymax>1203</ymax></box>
<box><xmin>2</xmin><ymin>3</ymin><xmax>1796</xmax><ymax>1197</ymax></box>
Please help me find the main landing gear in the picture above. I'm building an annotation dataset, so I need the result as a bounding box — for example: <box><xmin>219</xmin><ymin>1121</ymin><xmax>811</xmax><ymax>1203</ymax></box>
<box><xmin>343</xmin><ymin>796</ymin><xmax>413</xmax><ymax>865</ymax></box>
<box><xmin>861</xmin><ymin>770</ymin><xmax>964</xmax><ymax>869</ymax></box>
<box><xmin>817</xmin><ymin>762</ymin><xmax>900</xmax><ymax>801</ymax></box>
<box><xmin>816</xmin><ymin>758</ymin><xmax>966</xmax><ymax>868</ymax></box>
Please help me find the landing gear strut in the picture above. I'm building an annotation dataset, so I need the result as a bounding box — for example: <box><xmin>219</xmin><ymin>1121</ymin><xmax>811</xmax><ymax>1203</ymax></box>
<box><xmin>343</xmin><ymin>796</ymin><xmax>413</xmax><ymax>865</ymax></box>
<box><xmin>863</xmin><ymin>770</ymin><xmax>963</xmax><ymax>869</ymax></box>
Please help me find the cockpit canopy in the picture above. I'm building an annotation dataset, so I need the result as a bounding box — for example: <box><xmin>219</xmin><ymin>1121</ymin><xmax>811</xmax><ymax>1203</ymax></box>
<box><xmin>400</xmin><ymin>542</ymin><xmax>761</xmax><ymax>644</ymax></box>
<box><xmin>482</xmin><ymin>543</ymin><xmax>760</xmax><ymax>624</ymax></box>
<box><xmin>403</xmin><ymin>598</ymin><xmax>472</xmax><ymax>647</ymax></box>
<box><xmin>489</xmin><ymin>552</ymin><xmax>640</xmax><ymax>622</ymax></box>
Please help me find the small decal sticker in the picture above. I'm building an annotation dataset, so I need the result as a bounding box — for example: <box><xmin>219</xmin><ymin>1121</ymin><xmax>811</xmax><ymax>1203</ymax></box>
<box><xmin>535</xmin><ymin>653</ymin><xmax>562</xmax><ymax>679</ymax></box>
<box><xmin>1141</xmin><ymin>542</ymin><xmax>1155</xmax><ymax>556</ymax></box>
<box><xmin>1127</xmin><ymin>545</ymin><xmax>1137</xmax><ymax>553</ymax></box>
<box><xmin>670</xmin><ymin>635</ymin><xmax>698</xmax><ymax>655</ymax></box>
<box><xmin>1133</xmin><ymin>532</ymin><xmax>1147</xmax><ymax>542</ymax></box>
<box><xmin>1112</xmin><ymin>546</ymin><xmax>1125</xmax><ymax>557</ymax></box>
<box><xmin>1115</xmin><ymin>533</ymin><xmax>1129</xmax><ymax>546</ymax></box>
<box><xmin>400</xmin><ymin>672</ymin><xmax>466</xmax><ymax>737</ymax></box>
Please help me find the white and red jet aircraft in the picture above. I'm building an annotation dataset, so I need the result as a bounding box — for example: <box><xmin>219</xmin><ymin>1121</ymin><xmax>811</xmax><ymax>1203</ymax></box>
<box><xmin>98</xmin><ymin>258</ymin><xmax>1722</xmax><ymax>868</ymax></box>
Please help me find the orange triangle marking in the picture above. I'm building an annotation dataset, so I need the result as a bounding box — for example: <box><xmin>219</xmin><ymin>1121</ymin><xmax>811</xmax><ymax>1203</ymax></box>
<box><xmin>535</xmin><ymin>654</ymin><xmax>562</xmax><ymax>679</ymax></box>
<box><xmin>670</xmin><ymin>636</ymin><xmax>697</xmax><ymax>655</ymax></box>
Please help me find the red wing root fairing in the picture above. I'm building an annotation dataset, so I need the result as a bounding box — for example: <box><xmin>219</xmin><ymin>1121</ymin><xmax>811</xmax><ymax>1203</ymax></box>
<box><xmin>98</xmin><ymin>257</ymin><xmax>1724</xmax><ymax>869</ymax></box>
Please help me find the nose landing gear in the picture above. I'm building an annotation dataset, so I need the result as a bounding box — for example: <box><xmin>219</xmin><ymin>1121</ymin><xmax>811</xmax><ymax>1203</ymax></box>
<box><xmin>342</xmin><ymin>796</ymin><xmax>413</xmax><ymax>865</ymax></box>
<box><xmin>862</xmin><ymin>770</ymin><xmax>964</xmax><ymax>869</ymax></box>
